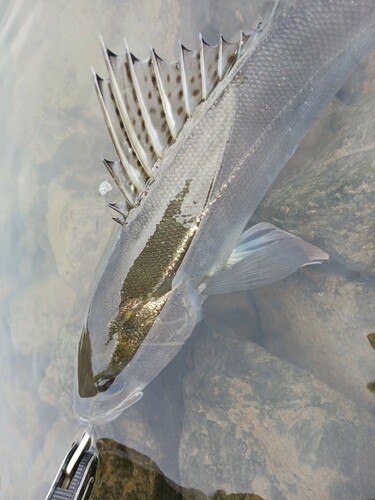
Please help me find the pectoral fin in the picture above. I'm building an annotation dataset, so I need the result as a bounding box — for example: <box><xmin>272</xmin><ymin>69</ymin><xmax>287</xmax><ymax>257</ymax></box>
<box><xmin>203</xmin><ymin>222</ymin><xmax>328</xmax><ymax>295</ymax></box>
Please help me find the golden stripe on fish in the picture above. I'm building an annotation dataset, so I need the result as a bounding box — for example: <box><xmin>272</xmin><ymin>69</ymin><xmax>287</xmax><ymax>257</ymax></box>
<box><xmin>102</xmin><ymin>182</ymin><xmax>201</xmax><ymax>379</ymax></box>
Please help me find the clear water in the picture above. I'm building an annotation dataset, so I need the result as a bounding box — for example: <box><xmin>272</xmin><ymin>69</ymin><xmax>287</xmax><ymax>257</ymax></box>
<box><xmin>1</xmin><ymin>1</ymin><xmax>374</xmax><ymax>499</ymax></box>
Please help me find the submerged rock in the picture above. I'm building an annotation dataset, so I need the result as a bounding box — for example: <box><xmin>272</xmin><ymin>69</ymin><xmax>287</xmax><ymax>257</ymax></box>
<box><xmin>252</xmin><ymin>269</ymin><xmax>375</xmax><ymax>411</ymax></box>
<box><xmin>91</xmin><ymin>439</ymin><xmax>263</xmax><ymax>500</ymax></box>
<box><xmin>179</xmin><ymin>316</ymin><xmax>375</xmax><ymax>500</ymax></box>
<box><xmin>91</xmin><ymin>439</ymin><xmax>194</xmax><ymax>500</ymax></box>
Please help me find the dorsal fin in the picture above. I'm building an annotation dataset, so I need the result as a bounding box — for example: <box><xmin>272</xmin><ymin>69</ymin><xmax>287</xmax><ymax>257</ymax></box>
<box><xmin>151</xmin><ymin>49</ymin><xmax>187</xmax><ymax>138</ymax></box>
<box><xmin>94</xmin><ymin>30</ymin><xmax>255</xmax><ymax>218</ymax></box>
<box><xmin>200</xmin><ymin>35</ymin><xmax>220</xmax><ymax>99</ymax></box>
<box><xmin>99</xmin><ymin>37</ymin><xmax>156</xmax><ymax>175</ymax></box>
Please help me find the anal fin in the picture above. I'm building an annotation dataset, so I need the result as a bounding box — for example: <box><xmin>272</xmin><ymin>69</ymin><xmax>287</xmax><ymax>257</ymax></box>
<box><xmin>203</xmin><ymin>223</ymin><xmax>329</xmax><ymax>295</ymax></box>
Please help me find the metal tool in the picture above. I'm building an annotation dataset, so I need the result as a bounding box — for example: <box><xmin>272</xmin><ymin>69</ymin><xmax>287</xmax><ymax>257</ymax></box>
<box><xmin>45</xmin><ymin>431</ymin><xmax>97</xmax><ymax>500</ymax></box>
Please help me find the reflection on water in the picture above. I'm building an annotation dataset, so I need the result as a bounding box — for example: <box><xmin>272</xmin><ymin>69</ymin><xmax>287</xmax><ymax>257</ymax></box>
<box><xmin>0</xmin><ymin>0</ymin><xmax>374</xmax><ymax>498</ymax></box>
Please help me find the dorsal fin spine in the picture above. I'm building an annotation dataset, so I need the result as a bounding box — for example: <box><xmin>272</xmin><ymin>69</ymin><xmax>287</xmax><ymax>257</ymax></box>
<box><xmin>103</xmin><ymin>159</ymin><xmax>136</xmax><ymax>207</ymax></box>
<box><xmin>179</xmin><ymin>43</ymin><xmax>192</xmax><ymax>117</ymax></box>
<box><xmin>93</xmin><ymin>70</ymin><xmax>145</xmax><ymax>192</ymax></box>
<box><xmin>218</xmin><ymin>35</ymin><xmax>224</xmax><ymax>80</ymax></box>
<box><xmin>124</xmin><ymin>40</ymin><xmax>165</xmax><ymax>160</ymax></box>
<box><xmin>99</xmin><ymin>37</ymin><xmax>150</xmax><ymax>176</ymax></box>
<box><xmin>150</xmin><ymin>49</ymin><xmax>177</xmax><ymax>139</ymax></box>
<box><xmin>112</xmin><ymin>216</ymin><xmax>125</xmax><ymax>226</ymax></box>
<box><xmin>240</xmin><ymin>32</ymin><xmax>252</xmax><ymax>58</ymax></box>
<box><xmin>199</xmin><ymin>34</ymin><xmax>208</xmax><ymax>100</ymax></box>
<box><xmin>108</xmin><ymin>201</ymin><xmax>128</xmax><ymax>218</ymax></box>
<box><xmin>236</xmin><ymin>33</ymin><xmax>243</xmax><ymax>61</ymax></box>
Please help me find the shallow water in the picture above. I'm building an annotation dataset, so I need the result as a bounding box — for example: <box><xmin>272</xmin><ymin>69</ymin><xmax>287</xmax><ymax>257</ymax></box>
<box><xmin>1</xmin><ymin>1</ymin><xmax>374</xmax><ymax>499</ymax></box>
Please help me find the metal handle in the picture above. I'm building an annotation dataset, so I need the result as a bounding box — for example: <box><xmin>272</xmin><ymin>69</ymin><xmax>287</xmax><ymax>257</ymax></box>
<box><xmin>45</xmin><ymin>431</ymin><xmax>97</xmax><ymax>500</ymax></box>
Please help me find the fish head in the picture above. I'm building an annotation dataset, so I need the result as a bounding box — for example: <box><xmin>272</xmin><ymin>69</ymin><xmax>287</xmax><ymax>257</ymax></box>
<box><xmin>74</xmin><ymin>259</ymin><xmax>203</xmax><ymax>424</ymax></box>
<box><xmin>74</xmin><ymin>321</ymin><xmax>148</xmax><ymax>425</ymax></box>
<box><xmin>74</xmin><ymin>170</ymin><xmax>209</xmax><ymax>424</ymax></box>
<box><xmin>74</xmin><ymin>295</ymin><xmax>167</xmax><ymax>424</ymax></box>
<box><xmin>75</xmin><ymin>350</ymin><xmax>144</xmax><ymax>425</ymax></box>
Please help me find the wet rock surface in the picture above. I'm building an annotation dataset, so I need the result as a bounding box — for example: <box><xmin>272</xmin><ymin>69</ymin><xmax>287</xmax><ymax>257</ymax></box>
<box><xmin>91</xmin><ymin>439</ymin><xmax>197</xmax><ymax>500</ymax></box>
<box><xmin>91</xmin><ymin>438</ymin><xmax>264</xmax><ymax>500</ymax></box>
<box><xmin>178</xmin><ymin>314</ymin><xmax>375</xmax><ymax>500</ymax></box>
<box><xmin>252</xmin><ymin>269</ymin><xmax>375</xmax><ymax>411</ymax></box>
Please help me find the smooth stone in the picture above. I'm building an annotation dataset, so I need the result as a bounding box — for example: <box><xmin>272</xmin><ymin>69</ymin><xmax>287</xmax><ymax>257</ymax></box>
<box><xmin>179</xmin><ymin>319</ymin><xmax>375</xmax><ymax>499</ymax></box>
<box><xmin>252</xmin><ymin>269</ymin><xmax>375</xmax><ymax>411</ymax></box>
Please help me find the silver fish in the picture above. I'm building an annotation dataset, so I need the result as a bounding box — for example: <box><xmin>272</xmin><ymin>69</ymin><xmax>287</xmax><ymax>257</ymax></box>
<box><xmin>74</xmin><ymin>0</ymin><xmax>375</xmax><ymax>424</ymax></box>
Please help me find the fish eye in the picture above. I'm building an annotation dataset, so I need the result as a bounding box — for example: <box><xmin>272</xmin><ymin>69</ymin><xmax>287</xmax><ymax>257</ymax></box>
<box><xmin>96</xmin><ymin>376</ymin><xmax>125</xmax><ymax>395</ymax></box>
<box><xmin>96</xmin><ymin>377</ymin><xmax>115</xmax><ymax>392</ymax></box>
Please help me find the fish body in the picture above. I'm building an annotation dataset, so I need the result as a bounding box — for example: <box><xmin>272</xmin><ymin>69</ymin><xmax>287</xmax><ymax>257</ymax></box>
<box><xmin>75</xmin><ymin>0</ymin><xmax>375</xmax><ymax>424</ymax></box>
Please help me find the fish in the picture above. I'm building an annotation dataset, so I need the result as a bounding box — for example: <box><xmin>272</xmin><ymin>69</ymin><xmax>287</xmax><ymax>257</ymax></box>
<box><xmin>74</xmin><ymin>0</ymin><xmax>375</xmax><ymax>424</ymax></box>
